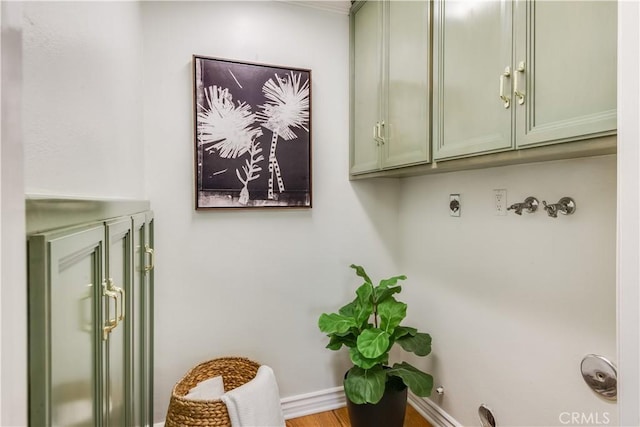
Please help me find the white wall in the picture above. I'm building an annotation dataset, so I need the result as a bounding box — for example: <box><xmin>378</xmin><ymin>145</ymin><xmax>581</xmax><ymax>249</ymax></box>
<box><xmin>399</xmin><ymin>155</ymin><xmax>617</xmax><ymax>426</ymax></box>
<box><xmin>1</xmin><ymin>2</ymin><xmax>26</xmax><ymax>425</ymax></box>
<box><xmin>140</xmin><ymin>1</ymin><xmax>400</xmax><ymax>421</ymax></box>
<box><xmin>23</xmin><ymin>1</ymin><xmax>145</xmax><ymax>199</ymax></box>
<box><xmin>17</xmin><ymin>2</ymin><xmax>625</xmax><ymax>426</ymax></box>
<box><xmin>617</xmin><ymin>1</ymin><xmax>640</xmax><ymax>423</ymax></box>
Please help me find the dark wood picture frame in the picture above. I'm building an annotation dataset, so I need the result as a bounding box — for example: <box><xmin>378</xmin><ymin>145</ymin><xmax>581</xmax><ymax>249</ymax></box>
<box><xmin>193</xmin><ymin>55</ymin><xmax>312</xmax><ymax>209</ymax></box>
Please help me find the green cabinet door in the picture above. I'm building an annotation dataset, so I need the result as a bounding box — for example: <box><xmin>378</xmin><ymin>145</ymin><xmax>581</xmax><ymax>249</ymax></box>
<box><xmin>514</xmin><ymin>0</ymin><xmax>617</xmax><ymax>148</ymax></box>
<box><xmin>28</xmin><ymin>201</ymin><xmax>154</xmax><ymax>427</ymax></box>
<box><xmin>351</xmin><ymin>0</ymin><xmax>383</xmax><ymax>174</ymax></box>
<box><xmin>132</xmin><ymin>212</ymin><xmax>154</xmax><ymax>427</ymax></box>
<box><xmin>29</xmin><ymin>224</ymin><xmax>106</xmax><ymax>427</ymax></box>
<box><xmin>382</xmin><ymin>0</ymin><xmax>430</xmax><ymax>169</ymax></box>
<box><xmin>104</xmin><ymin>218</ymin><xmax>134</xmax><ymax>427</ymax></box>
<box><xmin>433</xmin><ymin>0</ymin><xmax>514</xmax><ymax>160</ymax></box>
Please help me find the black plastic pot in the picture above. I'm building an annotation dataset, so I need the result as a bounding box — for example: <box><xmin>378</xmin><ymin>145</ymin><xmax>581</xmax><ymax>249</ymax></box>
<box><xmin>345</xmin><ymin>375</ymin><xmax>408</xmax><ymax>427</ymax></box>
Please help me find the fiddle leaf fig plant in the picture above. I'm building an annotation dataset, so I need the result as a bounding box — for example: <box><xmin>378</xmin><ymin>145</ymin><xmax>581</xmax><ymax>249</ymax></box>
<box><xmin>318</xmin><ymin>264</ymin><xmax>433</xmax><ymax>404</ymax></box>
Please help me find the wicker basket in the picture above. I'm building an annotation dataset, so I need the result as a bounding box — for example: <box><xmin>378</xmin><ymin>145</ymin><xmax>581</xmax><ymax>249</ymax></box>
<box><xmin>165</xmin><ymin>357</ymin><xmax>260</xmax><ymax>427</ymax></box>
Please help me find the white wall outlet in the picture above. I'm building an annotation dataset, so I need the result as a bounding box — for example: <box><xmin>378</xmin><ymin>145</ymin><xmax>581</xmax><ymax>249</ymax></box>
<box><xmin>449</xmin><ymin>194</ymin><xmax>461</xmax><ymax>217</ymax></box>
<box><xmin>494</xmin><ymin>189</ymin><xmax>507</xmax><ymax>216</ymax></box>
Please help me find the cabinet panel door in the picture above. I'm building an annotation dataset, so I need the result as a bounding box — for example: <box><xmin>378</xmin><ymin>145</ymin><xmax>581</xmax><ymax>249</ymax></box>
<box><xmin>382</xmin><ymin>0</ymin><xmax>430</xmax><ymax>169</ymax></box>
<box><xmin>351</xmin><ymin>0</ymin><xmax>382</xmax><ymax>174</ymax></box>
<box><xmin>433</xmin><ymin>0</ymin><xmax>513</xmax><ymax>159</ymax></box>
<box><xmin>29</xmin><ymin>225</ymin><xmax>106</xmax><ymax>427</ymax></box>
<box><xmin>132</xmin><ymin>212</ymin><xmax>154</xmax><ymax>427</ymax></box>
<box><xmin>144</xmin><ymin>212</ymin><xmax>155</xmax><ymax>426</ymax></box>
<box><xmin>514</xmin><ymin>0</ymin><xmax>617</xmax><ymax>148</ymax></box>
<box><xmin>104</xmin><ymin>218</ymin><xmax>133</xmax><ymax>427</ymax></box>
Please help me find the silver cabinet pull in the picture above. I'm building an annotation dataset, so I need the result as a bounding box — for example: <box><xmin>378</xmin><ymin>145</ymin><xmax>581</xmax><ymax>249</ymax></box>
<box><xmin>514</xmin><ymin>61</ymin><xmax>525</xmax><ymax>105</ymax></box>
<box><xmin>499</xmin><ymin>66</ymin><xmax>511</xmax><ymax>108</ymax></box>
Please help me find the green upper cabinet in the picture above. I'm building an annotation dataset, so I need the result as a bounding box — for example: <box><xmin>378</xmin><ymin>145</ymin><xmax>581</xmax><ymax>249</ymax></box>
<box><xmin>433</xmin><ymin>0</ymin><xmax>617</xmax><ymax>161</ymax></box>
<box><xmin>350</xmin><ymin>0</ymin><xmax>431</xmax><ymax>175</ymax></box>
<box><xmin>433</xmin><ymin>0</ymin><xmax>514</xmax><ymax>159</ymax></box>
<box><xmin>513</xmin><ymin>0</ymin><xmax>617</xmax><ymax>148</ymax></box>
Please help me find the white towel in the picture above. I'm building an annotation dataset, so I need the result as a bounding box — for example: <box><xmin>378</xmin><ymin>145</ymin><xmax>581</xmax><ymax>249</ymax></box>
<box><xmin>220</xmin><ymin>365</ymin><xmax>285</xmax><ymax>427</ymax></box>
<box><xmin>184</xmin><ymin>375</ymin><xmax>225</xmax><ymax>400</ymax></box>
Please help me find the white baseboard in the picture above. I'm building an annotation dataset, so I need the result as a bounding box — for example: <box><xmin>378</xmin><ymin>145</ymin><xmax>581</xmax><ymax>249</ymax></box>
<box><xmin>408</xmin><ymin>393</ymin><xmax>462</xmax><ymax>427</ymax></box>
<box><xmin>154</xmin><ymin>388</ymin><xmax>461</xmax><ymax>427</ymax></box>
<box><xmin>281</xmin><ymin>386</ymin><xmax>346</xmax><ymax>420</ymax></box>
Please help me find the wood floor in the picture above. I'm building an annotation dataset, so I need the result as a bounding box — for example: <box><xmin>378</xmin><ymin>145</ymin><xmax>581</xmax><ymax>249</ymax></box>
<box><xmin>285</xmin><ymin>405</ymin><xmax>432</xmax><ymax>427</ymax></box>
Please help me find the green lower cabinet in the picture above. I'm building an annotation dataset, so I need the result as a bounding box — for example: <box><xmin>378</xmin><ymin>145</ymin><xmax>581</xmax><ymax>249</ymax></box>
<box><xmin>28</xmin><ymin>210</ymin><xmax>154</xmax><ymax>427</ymax></box>
<box><xmin>433</xmin><ymin>0</ymin><xmax>617</xmax><ymax>161</ymax></box>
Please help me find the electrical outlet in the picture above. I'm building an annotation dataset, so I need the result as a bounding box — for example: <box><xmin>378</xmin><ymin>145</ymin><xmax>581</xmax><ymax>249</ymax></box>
<box><xmin>494</xmin><ymin>189</ymin><xmax>507</xmax><ymax>216</ymax></box>
<box><xmin>449</xmin><ymin>194</ymin><xmax>460</xmax><ymax>217</ymax></box>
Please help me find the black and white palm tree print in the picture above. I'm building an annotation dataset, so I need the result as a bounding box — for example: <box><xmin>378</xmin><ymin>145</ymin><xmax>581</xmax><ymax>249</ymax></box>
<box><xmin>257</xmin><ymin>71</ymin><xmax>310</xmax><ymax>200</ymax></box>
<box><xmin>194</xmin><ymin>57</ymin><xmax>311</xmax><ymax>208</ymax></box>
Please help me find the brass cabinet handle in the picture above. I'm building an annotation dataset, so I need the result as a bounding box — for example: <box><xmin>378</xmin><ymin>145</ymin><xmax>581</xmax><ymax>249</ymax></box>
<box><xmin>514</xmin><ymin>61</ymin><xmax>525</xmax><ymax>105</ymax></box>
<box><xmin>144</xmin><ymin>245</ymin><xmax>155</xmax><ymax>273</ymax></box>
<box><xmin>103</xmin><ymin>279</ymin><xmax>119</xmax><ymax>340</ymax></box>
<box><xmin>115</xmin><ymin>285</ymin><xmax>125</xmax><ymax>322</ymax></box>
<box><xmin>499</xmin><ymin>66</ymin><xmax>511</xmax><ymax>108</ymax></box>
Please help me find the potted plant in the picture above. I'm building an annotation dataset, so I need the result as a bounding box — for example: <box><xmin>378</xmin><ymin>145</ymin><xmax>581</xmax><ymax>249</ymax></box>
<box><xmin>318</xmin><ymin>264</ymin><xmax>433</xmax><ymax>427</ymax></box>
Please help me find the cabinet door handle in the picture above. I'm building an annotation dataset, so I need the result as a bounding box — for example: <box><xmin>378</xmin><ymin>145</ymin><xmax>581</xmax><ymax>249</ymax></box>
<box><xmin>103</xmin><ymin>279</ymin><xmax>119</xmax><ymax>340</ymax></box>
<box><xmin>499</xmin><ymin>66</ymin><xmax>511</xmax><ymax>109</ymax></box>
<box><xmin>379</xmin><ymin>121</ymin><xmax>385</xmax><ymax>145</ymax></box>
<box><xmin>144</xmin><ymin>245</ymin><xmax>155</xmax><ymax>273</ymax></box>
<box><xmin>115</xmin><ymin>285</ymin><xmax>125</xmax><ymax>322</ymax></box>
<box><xmin>514</xmin><ymin>61</ymin><xmax>525</xmax><ymax>105</ymax></box>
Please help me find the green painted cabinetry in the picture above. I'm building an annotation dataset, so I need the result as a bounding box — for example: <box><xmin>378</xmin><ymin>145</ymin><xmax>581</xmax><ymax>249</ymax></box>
<box><xmin>433</xmin><ymin>0</ymin><xmax>617</xmax><ymax>160</ymax></box>
<box><xmin>27</xmin><ymin>200</ymin><xmax>154</xmax><ymax>427</ymax></box>
<box><xmin>350</xmin><ymin>0</ymin><xmax>431</xmax><ymax>175</ymax></box>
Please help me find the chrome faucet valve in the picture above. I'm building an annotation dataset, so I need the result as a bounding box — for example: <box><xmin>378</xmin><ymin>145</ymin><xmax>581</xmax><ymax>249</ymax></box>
<box><xmin>507</xmin><ymin>196</ymin><xmax>539</xmax><ymax>215</ymax></box>
<box><xmin>542</xmin><ymin>197</ymin><xmax>576</xmax><ymax>218</ymax></box>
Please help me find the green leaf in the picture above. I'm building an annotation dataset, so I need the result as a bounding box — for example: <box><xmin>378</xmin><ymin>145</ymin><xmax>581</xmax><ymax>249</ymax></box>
<box><xmin>378</xmin><ymin>298</ymin><xmax>407</xmax><ymax>333</ymax></box>
<box><xmin>373</xmin><ymin>285</ymin><xmax>402</xmax><ymax>305</ymax></box>
<box><xmin>397</xmin><ymin>332</ymin><xmax>432</xmax><ymax>356</ymax></box>
<box><xmin>356</xmin><ymin>328</ymin><xmax>390</xmax><ymax>359</ymax></box>
<box><xmin>344</xmin><ymin>366</ymin><xmax>387</xmax><ymax>404</ymax></box>
<box><xmin>349</xmin><ymin>347</ymin><xmax>387</xmax><ymax>369</ymax></box>
<box><xmin>387</xmin><ymin>362</ymin><xmax>433</xmax><ymax>397</ymax></box>
<box><xmin>378</xmin><ymin>275</ymin><xmax>406</xmax><ymax>292</ymax></box>
<box><xmin>338</xmin><ymin>299</ymin><xmax>358</xmax><ymax>318</ymax></box>
<box><xmin>350</xmin><ymin>264</ymin><xmax>372</xmax><ymax>284</ymax></box>
<box><xmin>318</xmin><ymin>313</ymin><xmax>357</xmax><ymax>335</ymax></box>
<box><xmin>355</xmin><ymin>284</ymin><xmax>374</xmax><ymax>324</ymax></box>
<box><xmin>326</xmin><ymin>333</ymin><xmax>357</xmax><ymax>350</ymax></box>
<box><xmin>393</xmin><ymin>326</ymin><xmax>417</xmax><ymax>340</ymax></box>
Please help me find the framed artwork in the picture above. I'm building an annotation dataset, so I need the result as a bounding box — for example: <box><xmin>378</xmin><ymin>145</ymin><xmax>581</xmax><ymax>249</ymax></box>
<box><xmin>193</xmin><ymin>55</ymin><xmax>312</xmax><ymax>209</ymax></box>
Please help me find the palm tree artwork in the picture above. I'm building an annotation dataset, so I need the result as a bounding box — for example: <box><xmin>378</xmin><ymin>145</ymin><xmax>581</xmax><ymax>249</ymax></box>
<box><xmin>197</xmin><ymin>85</ymin><xmax>264</xmax><ymax>205</ymax></box>
<box><xmin>257</xmin><ymin>71</ymin><xmax>310</xmax><ymax>200</ymax></box>
<box><xmin>194</xmin><ymin>56</ymin><xmax>311</xmax><ymax>209</ymax></box>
